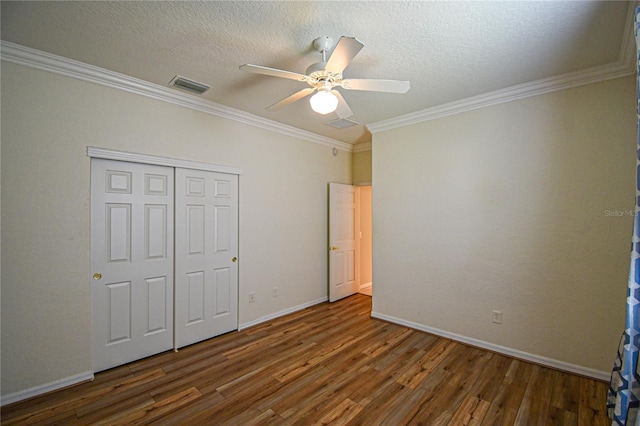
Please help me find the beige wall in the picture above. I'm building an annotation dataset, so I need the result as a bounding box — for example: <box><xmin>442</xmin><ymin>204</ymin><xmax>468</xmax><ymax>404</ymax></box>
<box><xmin>352</xmin><ymin>149</ymin><xmax>372</xmax><ymax>185</ymax></box>
<box><xmin>1</xmin><ymin>62</ymin><xmax>351</xmax><ymax>397</ymax></box>
<box><xmin>372</xmin><ymin>76</ymin><xmax>635</xmax><ymax>374</ymax></box>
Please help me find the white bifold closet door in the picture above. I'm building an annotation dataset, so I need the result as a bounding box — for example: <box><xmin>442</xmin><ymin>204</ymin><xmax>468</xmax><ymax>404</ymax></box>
<box><xmin>91</xmin><ymin>159</ymin><xmax>174</xmax><ymax>373</ymax></box>
<box><xmin>174</xmin><ymin>168</ymin><xmax>238</xmax><ymax>349</ymax></box>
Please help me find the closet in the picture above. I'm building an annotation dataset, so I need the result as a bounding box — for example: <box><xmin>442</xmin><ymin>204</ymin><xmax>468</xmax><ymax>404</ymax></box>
<box><xmin>90</xmin><ymin>155</ymin><xmax>239</xmax><ymax>372</ymax></box>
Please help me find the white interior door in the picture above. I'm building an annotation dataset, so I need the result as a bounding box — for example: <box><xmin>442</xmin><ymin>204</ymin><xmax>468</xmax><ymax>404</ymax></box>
<box><xmin>175</xmin><ymin>169</ymin><xmax>239</xmax><ymax>349</ymax></box>
<box><xmin>329</xmin><ymin>183</ymin><xmax>360</xmax><ymax>302</ymax></box>
<box><xmin>91</xmin><ymin>159</ymin><xmax>174</xmax><ymax>372</ymax></box>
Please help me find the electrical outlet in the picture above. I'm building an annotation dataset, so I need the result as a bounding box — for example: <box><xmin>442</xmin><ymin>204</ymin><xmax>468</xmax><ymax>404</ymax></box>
<box><xmin>273</xmin><ymin>287</ymin><xmax>278</xmax><ymax>297</ymax></box>
<box><xmin>249</xmin><ymin>292</ymin><xmax>255</xmax><ymax>303</ymax></box>
<box><xmin>492</xmin><ymin>310</ymin><xmax>502</xmax><ymax>324</ymax></box>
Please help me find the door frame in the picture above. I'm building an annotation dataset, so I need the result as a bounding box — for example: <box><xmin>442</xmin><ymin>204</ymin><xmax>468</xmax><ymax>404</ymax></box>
<box><xmin>357</xmin><ymin>185</ymin><xmax>373</xmax><ymax>293</ymax></box>
<box><xmin>87</xmin><ymin>147</ymin><xmax>242</xmax><ymax>176</ymax></box>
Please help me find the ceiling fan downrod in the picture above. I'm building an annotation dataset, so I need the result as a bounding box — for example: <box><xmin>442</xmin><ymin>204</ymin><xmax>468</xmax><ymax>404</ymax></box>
<box><xmin>306</xmin><ymin>36</ymin><xmax>334</xmax><ymax>75</ymax></box>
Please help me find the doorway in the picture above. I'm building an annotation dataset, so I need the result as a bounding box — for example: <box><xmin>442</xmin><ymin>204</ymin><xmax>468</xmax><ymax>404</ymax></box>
<box><xmin>358</xmin><ymin>186</ymin><xmax>372</xmax><ymax>296</ymax></box>
<box><xmin>328</xmin><ymin>183</ymin><xmax>373</xmax><ymax>302</ymax></box>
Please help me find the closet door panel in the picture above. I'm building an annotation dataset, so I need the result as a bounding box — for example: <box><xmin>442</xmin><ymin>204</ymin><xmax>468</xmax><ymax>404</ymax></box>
<box><xmin>91</xmin><ymin>159</ymin><xmax>174</xmax><ymax>372</ymax></box>
<box><xmin>175</xmin><ymin>169</ymin><xmax>238</xmax><ymax>349</ymax></box>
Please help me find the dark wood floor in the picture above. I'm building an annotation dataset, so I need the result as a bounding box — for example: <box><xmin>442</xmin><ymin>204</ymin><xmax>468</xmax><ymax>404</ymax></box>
<box><xmin>2</xmin><ymin>294</ymin><xmax>610</xmax><ymax>425</ymax></box>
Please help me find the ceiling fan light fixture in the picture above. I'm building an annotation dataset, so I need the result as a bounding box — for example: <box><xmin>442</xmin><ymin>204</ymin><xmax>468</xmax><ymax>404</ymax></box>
<box><xmin>310</xmin><ymin>89</ymin><xmax>338</xmax><ymax>115</ymax></box>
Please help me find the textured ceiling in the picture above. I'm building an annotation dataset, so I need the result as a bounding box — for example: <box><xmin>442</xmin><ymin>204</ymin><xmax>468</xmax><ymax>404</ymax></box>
<box><xmin>0</xmin><ymin>1</ymin><xmax>633</xmax><ymax>145</ymax></box>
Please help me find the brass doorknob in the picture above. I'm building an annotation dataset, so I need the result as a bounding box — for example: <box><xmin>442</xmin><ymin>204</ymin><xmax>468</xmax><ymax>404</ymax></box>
<box><xmin>232</xmin><ymin>257</ymin><xmax>237</xmax><ymax>263</ymax></box>
<box><xmin>93</xmin><ymin>273</ymin><xmax>102</xmax><ymax>280</ymax></box>
<box><xmin>329</xmin><ymin>246</ymin><xmax>339</xmax><ymax>251</ymax></box>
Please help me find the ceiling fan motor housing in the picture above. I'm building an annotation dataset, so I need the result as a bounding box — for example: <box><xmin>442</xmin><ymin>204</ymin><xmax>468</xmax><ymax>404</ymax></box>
<box><xmin>312</xmin><ymin>36</ymin><xmax>334</xmax><ymax>54</ymax></box>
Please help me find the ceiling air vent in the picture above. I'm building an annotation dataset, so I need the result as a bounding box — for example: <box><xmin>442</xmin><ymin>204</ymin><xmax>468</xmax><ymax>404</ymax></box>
<box><xmin>169</xmin><ymin>75</ymin><xmax>210</xmax><ymax>95</ymax></box>
<box><xmin>325</xmin><ymin>118</ymin><xmax>360</xmax><ymax>129</ymax></box>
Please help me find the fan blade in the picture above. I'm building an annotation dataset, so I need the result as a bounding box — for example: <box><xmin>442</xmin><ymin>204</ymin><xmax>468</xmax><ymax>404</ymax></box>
<box><xmin>325</xmin><ymin>37</ymin><xmax>364</xmax><ymax>74</ymax></box>
<box><xmin>266</xmin><ymin>88</ymin><xmax>316</xmax><ymax>111</ymax></box>
<box><xmin>331</xmin><ymin>91</ymin><xmax>354</xmax><ymax>119</ymax></box>
<box><xmin>342</xmin><ymin>79</ymin><xmax>410</xmax><ymax>94</ymax></box>
<box><xmin>240</xmin><ymin>64</ymin><xmax>307</xmax><ymax>81</ymax></box>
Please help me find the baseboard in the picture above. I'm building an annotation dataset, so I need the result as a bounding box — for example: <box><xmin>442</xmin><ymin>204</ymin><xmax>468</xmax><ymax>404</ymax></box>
<box><xmin>238</xmin><ymin>296</ymin><xmax>328</xmax><ymax>331</ymax></box>
<box><xmin>371</xmin><ymin>311</ymin><xmax>610</xmax><ymax>382</ymax></box>
<box><xmin>359</xmin><ymin>282</ymin><xmax>372</xmax><ymax>290</ymax></box>
<box><xmin>1</xmin><ymin>370</ymin><xmax>94</xmax><ymax>407</ymax></box>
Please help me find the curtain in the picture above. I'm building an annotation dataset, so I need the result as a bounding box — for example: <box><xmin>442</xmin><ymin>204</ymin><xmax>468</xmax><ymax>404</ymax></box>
<box><xmin>607</xmin><ymin>7</ymin><xmax>640</xmax><ymax>426</ymax></box>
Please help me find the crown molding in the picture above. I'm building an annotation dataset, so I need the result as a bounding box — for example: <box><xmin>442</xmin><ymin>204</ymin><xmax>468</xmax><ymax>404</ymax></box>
<box><xmin>619</xmin><ymin>1</ymin><xmax>639</xmax><ymax>70</ymax></box>
<box><xmin>0</xmin><ymin>41</ymin><xmax>353</xmax><ymax>153</ymax></box>
<box><xmin>352</xmin><ymin>142</ymin><xmax>372</xmax><ymax>153</ymax></box>
<box><xmin>368</xmin><ymin>59</ymin><xmax>635</xmax><ymax>134</ymax></box>
<box><xmin>368</xmin><ymin>2</ymin><xmax>638</xmax><ymax>135</ymax></box>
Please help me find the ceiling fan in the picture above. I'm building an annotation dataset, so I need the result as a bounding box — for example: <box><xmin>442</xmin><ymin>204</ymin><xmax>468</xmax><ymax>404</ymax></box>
<box><xmin>239</xmin><ymin>36</ymin><xmax>410</xmax><ymax>120</ymax></box>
